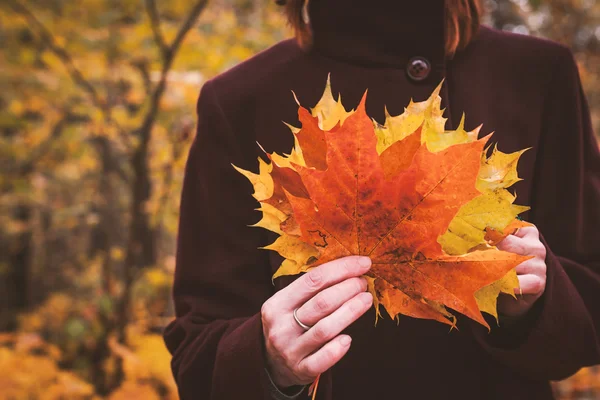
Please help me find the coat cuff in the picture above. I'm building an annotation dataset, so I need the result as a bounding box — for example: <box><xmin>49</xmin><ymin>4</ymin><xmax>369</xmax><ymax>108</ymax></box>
<box><xmin>466</xmin><ymin>234</ymin><xmax>596</xmax><ymax>380</ymax></box>
<box><xmin>212</xmin><ymin>313</ymin><xmax>277</xmax><ymax>399</ymax></box>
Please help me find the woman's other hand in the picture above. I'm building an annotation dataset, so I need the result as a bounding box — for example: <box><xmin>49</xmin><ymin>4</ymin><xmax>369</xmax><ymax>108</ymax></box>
<box><xmin>261</xmin><ymin>256</ymin><xmax>373</xmax><ymax>388</ymax></box>
<box><xmin>497</xmin><ymin>225</ymin><xmax>548</xmax><ymax>318</ymax></box>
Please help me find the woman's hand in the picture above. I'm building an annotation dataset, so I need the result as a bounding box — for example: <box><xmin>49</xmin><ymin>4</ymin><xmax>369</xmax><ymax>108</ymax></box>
<box><xmin>261</xmin><ymin>256</ymin><xmax>373</xmax><ymax>388</ymax></box>
<box><xmin>496</xmin><ymin>225</ymin><xmax>547</xmax><ymax>318</ymax></box>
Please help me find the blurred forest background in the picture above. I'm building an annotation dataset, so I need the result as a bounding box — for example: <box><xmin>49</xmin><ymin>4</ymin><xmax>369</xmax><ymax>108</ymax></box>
<box><xmin>0</xmin><ymin>0</ymin><xmax>598</xmax><ymax>398</ymax></box>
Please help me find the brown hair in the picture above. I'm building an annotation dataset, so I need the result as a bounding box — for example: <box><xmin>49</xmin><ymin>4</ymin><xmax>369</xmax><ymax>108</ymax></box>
<box><xmin>281</xmin><ymin>0</ymin><xmax>482</xmax><ymax>56</ymax></box>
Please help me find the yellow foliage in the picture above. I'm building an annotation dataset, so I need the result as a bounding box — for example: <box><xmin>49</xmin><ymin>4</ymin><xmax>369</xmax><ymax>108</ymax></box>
<box><xmin>0</xmin><ymin>334</ymin><xmax>94</xmax><ymax>400</ymax></box>
<box><xmin>110</xmin><ymin>331</ymin><xmax>178</xmax><ymax>400</ymax></box>
<box><xmin>144</xmin><ymin>268</ymin><xmax>171</xmax><ymax>288</ymax></box>
<box><xmin>19</xmin><ymin>293</ymin><xmax>74</xmax><ymax>333</ymax></box>
<box><xmin>553</xmin><ymin>366</ymin><xmax>600</xmax><ymax>398</ymax></box>
<box><xmin>108</xmin><ymin>382</ymin><xmax>161</xmax><ymax>400</ymax></box>
<box><xmin>110</xmin><ymin>246</ymin><xmax>125</xmax><ymax>262</ymax></box>
<box><xmin>9</xmin><ymin>100</ymin><xmax>24</xmax><ymax>115</ymax></box>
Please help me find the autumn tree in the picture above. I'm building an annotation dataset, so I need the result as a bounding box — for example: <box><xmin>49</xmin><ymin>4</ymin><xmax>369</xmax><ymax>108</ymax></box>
<box><xmin>0</xmin><ymin>0</ymin><xmax>289</xmax><ymax>395</ymax></box>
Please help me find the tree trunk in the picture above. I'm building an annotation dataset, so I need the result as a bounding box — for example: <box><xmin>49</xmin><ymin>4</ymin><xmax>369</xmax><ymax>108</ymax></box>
<box><xmin>1</xmin><ymin>205</ymin><xmax>33</xmax><ymax>331</ymax></box>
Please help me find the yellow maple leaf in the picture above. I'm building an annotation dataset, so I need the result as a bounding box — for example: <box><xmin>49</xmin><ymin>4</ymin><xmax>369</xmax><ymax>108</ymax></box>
<box><xmin>375</xmin><ymin>81</ymin><xmax>446</xmax><ymax>154</ymax></box>
<box><xmin>424</xmin><ymin>114</ymin><xmax>480</xmax><ymax>153</ymax></box>
<box><xmin>474</xmin><ymin>269</ymin><xmax>519</xmax><ymax>321</ymax></box>
<box><xmin>232</xmin><ymin>157</ymin><xmax>273</xmax><ymax>201</ymax></box>
<box><xmin>261</xmin><ymin>234</ymin><xmax>319</xmax><ymax>270</ymax></box>
<box><xmin>250</xmin><ymin>203</ymin><xmax>287</xmax><ymax>235</ymax></box>
<box><xmin>477</xmin><ymin>145</ymin><xmax>528</xmax><ymax>191</ymax></box>
<box><xmin>439</xmin><ymin>189</ymin><xmax>530</xmax><ymax>255</ymax></box>
<box><xmin>311</xmin><ymin>74</ymin><xmax>353</xmax><ymax>131</ymax></box>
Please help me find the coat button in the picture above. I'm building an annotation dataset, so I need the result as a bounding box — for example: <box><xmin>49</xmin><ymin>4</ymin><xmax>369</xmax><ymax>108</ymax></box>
<box><xmin>406</xmin><ymin>57</ymin><xmax>431</xmax><ymax>82</ymax></box>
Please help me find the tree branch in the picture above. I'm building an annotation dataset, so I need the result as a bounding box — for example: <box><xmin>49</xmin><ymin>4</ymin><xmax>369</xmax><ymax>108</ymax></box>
<box><xmin>6</xmin><ymin>1</ymin><xmax>137</xmax><ymax>150</ymax></box>
<box><xmin>155</xmin><ymin>119</ymin><xmax>192</xmax><ymax>223</ymax></box>
<box><xmin>144</xmin><ymin>0</ymin><xmax>169</xmax><ymax>61</ymax></box>
<box><xmin>14</xmin><ymin>113</ymin><xmax>69</xmax><ymax>175</ymax></box>
<box><xmin>90</xmin><ymin>136</ymin><xmax>130</xmax><ymax>183</ymax></box>
<box><xmin>6</xmin><ymin>0</ymin><xmax>105</xmax><ymax>112</ymax></box>
<box><xmin>137</xmin><ymin>0</ymin><xmax>208</xmax><ymax>148</ymax></box>
<box><xmin>131</xmin><ymin>58</ymin><xmax>152</xmax><ymax>96</ymax></box>
<box><xmin>8</xmin><ymin>111</ymin><xmax>129</xmax><ymax>183</ymax></box>
<box><xmin>168</xmin><ymin>0</ymin><xmax>209</xmax><ymax>63</ymax></box>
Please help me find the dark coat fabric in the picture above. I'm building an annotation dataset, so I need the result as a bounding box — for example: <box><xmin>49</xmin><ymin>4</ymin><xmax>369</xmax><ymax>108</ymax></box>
<box><xmin>163</xmin><ymin>1</ymin><xmax>600</xmax><ymax>399</ymax></box>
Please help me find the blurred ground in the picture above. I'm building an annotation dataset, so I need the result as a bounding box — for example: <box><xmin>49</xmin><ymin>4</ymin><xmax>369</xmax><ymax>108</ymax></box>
<box><xmin>0</xmin><ymin>0</ymin><xmax>598</xmax><ymax>398</ymax></box>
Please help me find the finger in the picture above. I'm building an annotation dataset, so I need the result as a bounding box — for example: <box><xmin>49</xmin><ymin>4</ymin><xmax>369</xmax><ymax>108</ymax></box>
<box><xmin>277</xmin><ymin>256</ymin><xmax>371</xmax><ymax>310</ymax></box>
<box><xmin>515</xmin><ymin>258</ymin><xmax>546</xmax><ymax>276</ymax></box>
<box><xmin>296</xmin><ymin>334</ymin><xmax>352</xmax><ymax>382</ymax></box>
<box><xmin>499</xmin><ymin>234</ymin><xmax>546</xmax><ymax>261</ymax></box>
<box><xmin>497</xmin><ymin>234</ymin><xmax>528</xmax><ymax>255</ymax></box>
<box><xmin>295</xmin><ymin>277</ymin><xmax>368</xmax><ymax>327</ymax></box>
<box><xmin>514</xmin><ymin>226</ymin><xmax>539</xmax><ymax>239</ymax></box>
<box><xmin>295</xmin><ymin>292</ymin><xmax>372</xmax><ymax>358</ymax></box>
<box><xmin>515</xmin><ymin>274</ymin><xmax>546</xmax><ymax>296</ymax></box>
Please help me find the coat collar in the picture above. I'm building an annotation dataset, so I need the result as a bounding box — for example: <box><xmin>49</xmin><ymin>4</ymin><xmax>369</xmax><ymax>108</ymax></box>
<box><xmin>308</xmin><ymin>0</ymin><xmax>447</xmax><ymax>69</ymax></box>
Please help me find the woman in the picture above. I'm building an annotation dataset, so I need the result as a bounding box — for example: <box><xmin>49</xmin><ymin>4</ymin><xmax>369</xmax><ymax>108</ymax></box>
<box><xmin>164</xmin><ymin>0</ymin><xmax>600</xmax><ymax>399</ymax></box>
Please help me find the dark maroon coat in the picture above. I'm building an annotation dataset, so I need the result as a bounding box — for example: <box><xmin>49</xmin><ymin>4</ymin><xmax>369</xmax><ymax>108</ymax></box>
<box><xmin>164</xmin><ymin>1</ymin><xmax>600</xmax><ymax>399</ymax></box>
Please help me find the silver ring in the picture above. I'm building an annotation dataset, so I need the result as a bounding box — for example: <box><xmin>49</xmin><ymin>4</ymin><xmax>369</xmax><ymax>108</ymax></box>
<box><xmin>293</xmin><ymin>308</ymin><xmax>312</xmax><ymax>331</ymax></box>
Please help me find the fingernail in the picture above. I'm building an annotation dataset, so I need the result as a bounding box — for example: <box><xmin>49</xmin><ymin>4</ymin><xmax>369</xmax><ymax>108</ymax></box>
<box><xmin>358</xmin><ymin>257</ymin><xmax>371</xmax><ymax>268</ymax></box>
<box><xmin>340</xmin><ymin>336</ymin><xmax>352</xmax><ymax>346</ymax></box>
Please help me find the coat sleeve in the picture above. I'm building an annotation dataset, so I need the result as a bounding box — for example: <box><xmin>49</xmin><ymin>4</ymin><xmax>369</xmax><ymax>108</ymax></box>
<box><xmin>163</xmin><ymin>79</ymin><xmax>278</xmax><ymax>399</ymax></box>
<box><xmin>467</xmin><ymin>46</ymin><xmax>600</xmax><ymax>381</ymax></box>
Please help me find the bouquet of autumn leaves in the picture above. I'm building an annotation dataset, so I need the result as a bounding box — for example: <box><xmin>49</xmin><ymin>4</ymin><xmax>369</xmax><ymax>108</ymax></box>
<box><xmin>235</xmin><ymin>76</ymin><xmax>532</xmax><ymax>329</ymax></box>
